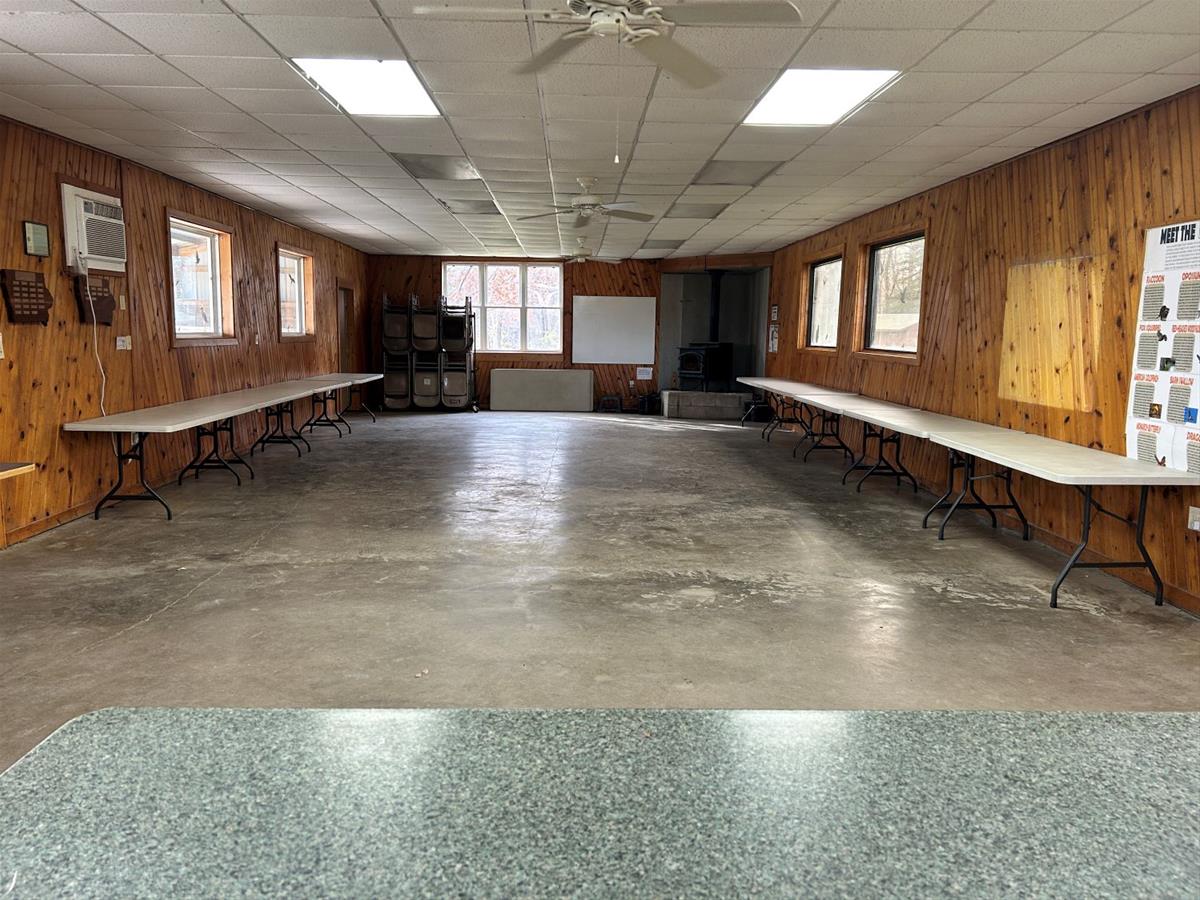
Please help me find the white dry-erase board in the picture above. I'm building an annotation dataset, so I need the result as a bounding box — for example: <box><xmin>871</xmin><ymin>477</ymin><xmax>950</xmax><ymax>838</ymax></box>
<box><xmin>572</xmin><ymin>295</ymin><xmax>656</xmax><ymax>364</ymax></box>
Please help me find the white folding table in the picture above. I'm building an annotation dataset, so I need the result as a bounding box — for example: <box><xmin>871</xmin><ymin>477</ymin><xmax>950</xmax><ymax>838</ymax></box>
<box><xmin>65</xmin><ymin>377</ymin><xmax>356</xmax><ymax>520</ymax></box>
<box><xmin>0</xmin><ymin>462</ymin><xmax>36</xmax><ymax>481</ymax></box>
<box><xmin>929</xmin><ymin>429</ymin><xmax>1200</xmax><ymax>606</ymax></box>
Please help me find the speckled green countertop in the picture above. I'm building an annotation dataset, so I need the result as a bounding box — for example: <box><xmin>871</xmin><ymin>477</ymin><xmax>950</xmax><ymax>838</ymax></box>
<box><xmin>0</xmin><ymin>708</ymin><xmax>1196</xmax><ymax>898</ymax></box>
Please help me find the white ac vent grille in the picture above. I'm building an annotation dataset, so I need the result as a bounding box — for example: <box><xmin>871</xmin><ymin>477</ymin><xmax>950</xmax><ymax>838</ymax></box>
<box><xmin>83</xmin><ymin>216</ymin><xmax>127</xmax><ymax>260</ymax></box>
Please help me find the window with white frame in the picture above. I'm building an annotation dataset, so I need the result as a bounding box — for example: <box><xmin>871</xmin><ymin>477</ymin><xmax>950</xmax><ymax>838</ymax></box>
<box><xmin>278</xmin><ymin>246</ymin><xmax>313</xmax><ymax>338</ymax></box>
<box><xmin>443</xmin><ymin>262</ymin><xmax>562</xmax><ymax>353</ymax></box>
<box><xmin>170</xmin><ymin>216</ymin><xmax>230</xmax><ymax>340</ymax></box>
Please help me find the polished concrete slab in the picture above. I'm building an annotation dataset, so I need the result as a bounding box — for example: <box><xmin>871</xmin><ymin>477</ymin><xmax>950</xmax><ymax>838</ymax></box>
<box><xmin>1</xmin><ymin>412</ymin><xmax>1198</xmax><ymax>769</ymax></box>
<box><xmin>2</xmin><ymin>708</ymin><xmax>1197</xmax><ymax>897</ymax></box>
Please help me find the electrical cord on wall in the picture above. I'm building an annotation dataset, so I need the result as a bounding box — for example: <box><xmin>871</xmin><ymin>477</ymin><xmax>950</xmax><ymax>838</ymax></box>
<box><xmin>75</xmin><ymin>250</ymin><xmax>117</xmax><ymax>455</ymax></box>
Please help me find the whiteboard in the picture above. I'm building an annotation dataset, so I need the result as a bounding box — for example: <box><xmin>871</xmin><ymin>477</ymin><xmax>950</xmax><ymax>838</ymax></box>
<box><xmin>572</xmin><ymin>295</ymin><xmax>656</xmax><ymax>364</ymax></box>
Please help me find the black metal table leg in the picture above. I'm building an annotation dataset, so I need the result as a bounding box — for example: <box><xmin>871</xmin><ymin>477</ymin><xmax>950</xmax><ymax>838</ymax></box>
<box><xmin>801</xmin><ymin>407</ymin><xmax>854</xmax><ymax>462</ymax></box>
<box><xmin>177</xmin><ymin>418</ymin><xmax>253</xmax><ymax>484</ymax></box>
<box><xmin>844</xmin><ymin>425</ymin><xmax>920</xmax><ymax>493</ymax></box>
<box><xmin>252</xmin><ymin>403</ymin><xmax>305</xmax><ymax>458</ymax></box>
<box><xmin>1050</xmin><ymin>485</ymin><xmax>1165</xmax><ymax>609</ymax></box>
<box><xmin>924</xmin><ymin>451</ymin><xmax>1029</xmax><ymax>541</ymax></box>
<box><xmin>303</xmin><ymin>390</ymin><xmax>345</xmax><ymax>437</ymax></box>
<box><xmin>346</xmin><ymin>384</ymin><xmax>377</xmax><ymax>423</ymax></box>
<box><xmin>94</xmin><ymin>432</ymin><xmax>172</xmax><ymax>521</ymax></box>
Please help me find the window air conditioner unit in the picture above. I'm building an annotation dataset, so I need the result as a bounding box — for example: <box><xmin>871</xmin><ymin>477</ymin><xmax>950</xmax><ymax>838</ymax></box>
<box><xmin>61</xmin><ymin>184</ymin><xmax>127</xmax><ymax>273</ymax></box>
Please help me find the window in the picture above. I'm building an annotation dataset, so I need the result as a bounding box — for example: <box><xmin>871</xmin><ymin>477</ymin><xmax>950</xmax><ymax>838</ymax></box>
<box><xmin>865</xmin><ymin>234</ymin><xmax>925</xmax><ymax>353</ymax></box>
<box><xmin>443</xmin><ymin>262</ymin><xmax>562</xmax><ymax>353</ymax></box>
<box><xmin>277</xmin><ymin>245</ymin><xmax>314</xmax><ymax>340</ymax></box>
<box><xmin>806</xmin><ymin>257</ymin><xmax>842</xmax><ymax>348</ymax></box>
<box><xmin>169</xmin><ymin>215</ymin><xmax>233</xmax><ymax>343</ymax></box>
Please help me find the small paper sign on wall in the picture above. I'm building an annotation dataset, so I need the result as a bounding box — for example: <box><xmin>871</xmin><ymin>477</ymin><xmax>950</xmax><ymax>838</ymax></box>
<box><xmin>635</xmin><ymin>366</ymin><xmax>653</xmax><ymax>380</ymax></box>
<box><xmin>768</xmin><ymin>323</ymin><xmax>779</xmax><ymax>354</ymax></box>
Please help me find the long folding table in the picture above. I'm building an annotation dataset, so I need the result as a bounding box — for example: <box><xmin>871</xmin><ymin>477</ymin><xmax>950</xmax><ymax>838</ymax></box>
<box><xmin>930</xmin><ymin>429</ymin><xmax>1200</xmax><ymax>606</ymax></box>
<box><xmin>0</xmin><ymin>463</ymin><xmax>36</xmax><ymax>481</ymax></box>
<box><xmin>64</xmin><ymin>375</ymin><xmax>369</xmax><ymax>521</ymax></box>
<box><xmin>737</xmin><ymin>375</ymin><xmax>1200</xmax><ymax>608</ymax></box>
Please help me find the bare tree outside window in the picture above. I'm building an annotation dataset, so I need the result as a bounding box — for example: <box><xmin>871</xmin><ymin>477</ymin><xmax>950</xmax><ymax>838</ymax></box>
<box><xmin>866</xmin><ymin>236</ymin><xmax>924</xmax><ymax>353</ymax></box>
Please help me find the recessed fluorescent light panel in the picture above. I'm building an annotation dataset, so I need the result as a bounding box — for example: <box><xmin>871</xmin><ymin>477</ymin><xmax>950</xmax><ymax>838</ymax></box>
<box><xmin>292</xmin><ymin>59</ymin><xmax>438</xmax><ymax>117</ymax></box>
<box><xmin>744</xmin><ymin>69</ymin><xmax>898</xmax><ymax>126</ymax></box>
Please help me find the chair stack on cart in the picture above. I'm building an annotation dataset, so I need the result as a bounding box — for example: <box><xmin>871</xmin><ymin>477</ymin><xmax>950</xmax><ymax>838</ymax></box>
<box><xmin>380</xmin><ymin>293</ymin><xmax>477</xmax><ymax>412</ymax></box>
<box><xmin>381</xmin><ymin>295</ymin><xmax>411</xmax><ymax>410</ymax></box>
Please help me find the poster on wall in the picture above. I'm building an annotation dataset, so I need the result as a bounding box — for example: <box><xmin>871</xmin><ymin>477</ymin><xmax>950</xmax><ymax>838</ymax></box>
<box><xmin>1125</xmin><ymin>219</ymin><xmax>1200</xmax><ymax>473</ymax></box>
<box><xmin>768</xmin><ymin>323</ymin><xmax>779</xmax><ymax>354</ymax></box>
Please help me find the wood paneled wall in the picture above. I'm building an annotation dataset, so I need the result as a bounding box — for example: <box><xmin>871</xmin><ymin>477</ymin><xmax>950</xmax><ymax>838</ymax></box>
<box><xmin>0</xmin><ymin>117</ymin><xmax>367</xmax><ymax>546</ymax></box>
<box><xmin>767</xmin><ymin>88</ymin><xmax>1200</xmax><ymax>612</ymax></box>
<box><xmin>367</xmin><ymin>255</ymin><xmax>660</xmax><ymax>409</ymax></box>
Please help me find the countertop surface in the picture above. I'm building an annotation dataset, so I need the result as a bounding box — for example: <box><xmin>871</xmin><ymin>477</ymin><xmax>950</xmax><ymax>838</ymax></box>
<box><xmin>0</xmin><ymin>707</ymin><xmax>1197</xmax><ymax>898</ymax></box>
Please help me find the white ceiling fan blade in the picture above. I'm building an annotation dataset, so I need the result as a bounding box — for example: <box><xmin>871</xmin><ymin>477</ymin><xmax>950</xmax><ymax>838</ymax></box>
<box><xmin>517</xmin><ymin>209</ymin><xmax>573</xmax><ymax>221</ymax></box>
<box><xmin>412</xmin><ymin>5</ymin><xmax>567</xmax><ymax>20</ymax></box>
<box><xmin>515</xmin><ymin>34</ymin><xmax>590</xmax><ymax>74</ymax></box>
<box><xmin>659</xmin><ymin>1</ymin><xmax>802</xmax><ymax>25</ymax></box>
<box><xmin>631</xmin><ymin>35</ymin><xmax>719</xmax><ymax>88</ymax></box>
<box><xmin>605</xmin><ymin>208</ymin><xmax>655</xmax><ymax>222</ymax></box>
<box><xmin>603</xmin><ymin>201</ymin><xmax>641</xmax><ymax>211</ymax></box>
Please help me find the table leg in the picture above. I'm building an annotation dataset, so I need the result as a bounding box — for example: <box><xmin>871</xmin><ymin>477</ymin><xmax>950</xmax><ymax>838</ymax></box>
<box><xmin>303</xmin><ymin>391</ymin><xmax>345</xmax><ymax>437</ymax></box>
<box><xmin>1050</xmin><ymin>485</ymin><xmax>1164</xmax><ymax>609</ymax></box>
<box><xmin>177</xmin><ymin>418</ymin><xmax>253</xmax><ymax>485</ymax></box>
<box><xmin>252</xmin><ymin>403</ymin><xmax>304</xmax><ymax>458</ymax></box>
<box><xmin>801</xmin><ymin>408</ymin><xmax>853</xmax><ymax>462</ymax></box>
<box><xmin>94</xmin><ymin>432</ymin><xmax>172</xmax><ymax>521</ymax></box>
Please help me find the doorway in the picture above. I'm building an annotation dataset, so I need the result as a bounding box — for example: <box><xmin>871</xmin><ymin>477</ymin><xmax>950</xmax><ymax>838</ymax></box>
<box><xmin>337</xmin><ymin>286</ymin><xmax>353</xmax><ymax>372</ymax></box>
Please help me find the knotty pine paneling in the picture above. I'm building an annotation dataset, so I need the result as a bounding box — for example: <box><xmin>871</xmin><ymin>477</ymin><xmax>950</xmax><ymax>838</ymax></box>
<box><xmin>368</xmin><ymin>256</ymin><xmax>660</xmax><ymax>409</ymax></box>
<box><xmin>768</xmin><ymin>88</ymin><xmax>1200</xmax><ymax>611</ymax></box>
<box><xmin>0</xmin><ymin>117</ymin><xmax>367</xmax><ymax>544</ymax></box>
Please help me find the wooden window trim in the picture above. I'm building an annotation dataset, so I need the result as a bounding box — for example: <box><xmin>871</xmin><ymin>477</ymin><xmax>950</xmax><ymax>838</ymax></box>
<box><xmin>166</xmin><ymin>209</ymin><xmax>237</xmax><ymax>349</ymax></box>
<box><xmin>852</xmin><ymin>223</ymin><xmax>929</xmax><ymax>366</ymax></box>
<box><xmin>277</xmin><ymin>241</ymin><xmax>316</xmax><ymax>343</ymax></box>
<box><xmin>798</xmin><ymin>248</ymin><xmax>846</xmax><ymax>353</ymax></box>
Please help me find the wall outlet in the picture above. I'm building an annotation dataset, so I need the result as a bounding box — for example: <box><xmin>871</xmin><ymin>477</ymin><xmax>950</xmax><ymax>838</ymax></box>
<box><xmin>1189</xmin><ymin>507</ymin><xmax>1200</xmax><ymax>532</ymax></box>
<box><xmin>116</xmin><ymin>335</ymin><xmax>131</xmax><ymax>350</ymax></box>
<box><xmin>628</xmin><ymin>380</ymin><xmax>635</xmax><ymax>388</ymax></box>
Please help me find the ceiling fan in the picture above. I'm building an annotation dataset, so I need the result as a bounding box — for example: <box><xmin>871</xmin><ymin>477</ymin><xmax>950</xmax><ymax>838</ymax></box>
<box><xmin>412</xmin><ymin>1</ymin><xmax>803</xmax><ymax>87</ymax></box>
<box><xmin>518</xmin><ymin>176</ymin><xmax>654</xmax><ymax>228</ymax></box>
<box><xmin>565</xmin><ymin>237</ymin><xmax>622</xmax><ymax>265</ymax></box>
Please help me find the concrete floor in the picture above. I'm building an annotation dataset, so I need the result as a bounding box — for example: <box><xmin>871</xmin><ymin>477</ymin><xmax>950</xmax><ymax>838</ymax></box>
<box><xmin>1</xmin><ymin>412</ymin><xmax>1197</xmax><ymax>769</ymax></box>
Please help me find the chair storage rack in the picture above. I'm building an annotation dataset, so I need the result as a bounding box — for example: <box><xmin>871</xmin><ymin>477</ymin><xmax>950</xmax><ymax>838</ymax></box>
<box><xmin>381</xmin><ymin>294</ymin><xmax>477</xmax><ymax>412</ymax></box>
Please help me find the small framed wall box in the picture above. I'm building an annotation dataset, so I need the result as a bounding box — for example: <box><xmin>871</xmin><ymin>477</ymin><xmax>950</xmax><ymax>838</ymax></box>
<box><xmin>23</xmin><ymin>221</ymin><xmax>50</xmax><ymax>257</ymax></box>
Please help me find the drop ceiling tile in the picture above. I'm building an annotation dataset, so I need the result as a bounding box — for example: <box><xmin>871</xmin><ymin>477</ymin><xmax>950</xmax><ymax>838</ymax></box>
<box><xmin>816</xmin><ymin>124</ymin><xmax>926</xmax><ymax>146</ymax></box>
<box><xmin>1035</xmin><ymin>102</ymin><xmax>1142</xmax><ymax>129</ymax></box>
<box><xmin>454</xmin><ymin>116</ymin><xmax>544</xmax><ymax>141</ymax></box>
<box><xmin>1089</xmin><ymin>73</ymin><xmax>1200</xmax><ymax>105</ymax></box>
<box><xmin>163</xmin><ymin>55</ymin><xmax>309</xmax><ymax>91</ymax></box>
<box><xmin>39</xmin><ymin>52</ymin><xmax>199</xmax><ymax>86</ymax></box>
<box><xmin>986</xmin><ymin>72</ymin><xmax>1141</xmax><ymax>103</ymax></box>
<box><xmin>0</xmin><ymin>11</ymin><xmax>143</xmax><ymax>52</ymax></box>
<box><xmin>823</xmin><ymin>0</ymin><xmax>987</xmax><ymax>28</ymax></box>
<box><xmin>539</xmin><ymin>64</ymin><xmax>655</xmax><ymax>98</ymax></box>
<box><xmin>712</xmin><ymin>143</ymin><xmax>798</xmax><ymax>161</ymax></box>
<box><xmin>0</xmin><ymin>51</ymin><xmax>82</xmax><ymax>83</ymax></box>
<box><xmin>103</xmin><ymin>85</ymin><xmax>244</xmax><ymax>112</ymax></box>
<box><xmin>634</xmin><ymin>141</ymin><xmax>723</xmax><ymax>160</ymax></box>
<box><xmin>227</xmin><ymin>0</ymin><xmax>380</xmax><ymax>13</ymax></box>
<box><xmin>434</xmin><ymin>91</ymin><xmax>541</xmax><ymax>118</ymax></box>
<box><xmin>876</xmin><ymin>71</ymin><xmax>1021</xmax><ymax>104</ymax></box>
<box><xmin>393</xmin><ymin>19</ymin><xmax>533</xmax><ymax>62</ymax></box>
<box><xmin>419</xmin><ymin>61</ymin><xmax>535</xmax><ymax>94</ymax></box>
<box><xmin>875</xmin><ymin>143</ymin><xmax>977</xmax><ymax>164</ymax></box>
<box><xmin>916</xmin><ymin>30</ymin><xmax>1090</xmax><ymax>72</ymax></box>
<box><xmin>636</xmin><ymin>121</ymin><xmax>732</xmax><ymax>144</ymax></box>
<box><xmin>288</xmin><ymin>131</ymin><xmax>379</xmax><ymax>151</ymax></box>
<box><xmin>965</xmin><ymin>0</ymin><xmax>1140</xmax><ymax>30</ymax></box>
<box><xmin>542</xmin><ymin>94</ymin><xmax>643</xmax><ymax>122</ymax></box>
<box><xmin>845</xmin><ymin>100</ymin><xmax>971</xmax><ymax>126</ymax></box>
<box><xmin>100</xmin><ymin>14</ymin><xmax>275</xmax><ymax>55</ymax></box>
<box><xmin>649</xmin><ymin>219</ymin><xmax>707</xmax><ymax>240</ymax></box>
<box><xmin>793</xmin><ymin>27</ymin><xmax>950</xmax><ymax>69</ymax></box>
<box><xmin>991</xmin><ymin>124</ymin><xmax>1085</xmax><ymax>147</ymax></box>
<box><xmin>105</xmin><ymin>127</ymin><xmax>209</xmax><ymax>147</ymax></box>
<box><xmin>643</xmin><ymin>97</ymin><xmax>754</xmax><ymax>123</ymax></box>
<box><xmin>461</xmin><ymin>137</ymin><xmax>547</xmax><ymax>157</ymax></box>
<box><xmin>904</xmin><ymin>124</ymin><xmax>1021</xmax><ymax>145</ymax></box>
<box><xmin>789</xmin><ymin>143</ymin><xmax>882</xmax><ymax>162</ymax></box>
<box><xmin>942</xmin><ymin>101</ymin><xmax>1071</xmax><ymax>127</ymax></box>
<box><xmin>216</xmin><ymin>88</ymin><xmax>332</xmax><ymax>115</ymax></box>
<box><xmin>159</xmin><ymin>110</ymin><xmax>270</xmax><ymax>132</ymax></box>
<box><xmin>59</xmin><ymin>107</ymin><xmax>180</xmax><ymax>130</ymax></box>
<box><xmin>1110</xmin><ymin>0</ymin><xmax>1200</xmax><ymax>32</ymax></box>
<box><xmin>192</xmin><ymin>130</ymin><xmax>298</xmax><ymax>149</ymax></box>
<box><xmin>0</xmin><ymin>83</ymin><xmax>129</xmax><ymax>108</ymax></box>
<box><xmin>653</xmin><ymin>68</ymin><xmax>777</xmax><ymax>100</ymax></box>
<box><xmin>670</xmin><ymin>26</ymin><xmax>807</xmax><ymax>70</ymax></box>
<box><xmin>1159</xmin><ymin>52</ymin><xmax>1199</xmax><ymax>75</ymax></box>
<box><xmin>245</xmin><ymin>15</ymin><xmax>405</xmax><ymax>58</ymax></box>
<box><xmin>773</xmin><ymin>156</ymin><xmax>861</xmax><ymax>176</ymax></box>
<box><xmin>254</xmin><ymin>113</ymin><xmax>357</xmax><ymax>135</ymax></box>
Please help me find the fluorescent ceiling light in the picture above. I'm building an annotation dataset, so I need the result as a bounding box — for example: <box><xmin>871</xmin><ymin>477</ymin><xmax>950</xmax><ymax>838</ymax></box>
<box><xmin>744</xmin><ymin>69</ymin><xmax>898</xmax><ymax>126</ymax></box>
<box><xmin>292</xmin><ymin>58</ymin><xmax>438</xmax><ymax>117</ymax></box>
